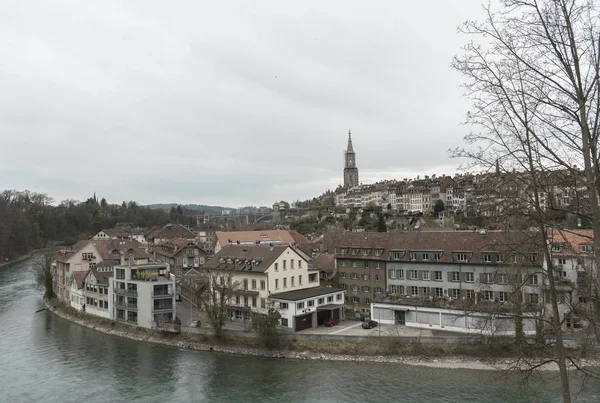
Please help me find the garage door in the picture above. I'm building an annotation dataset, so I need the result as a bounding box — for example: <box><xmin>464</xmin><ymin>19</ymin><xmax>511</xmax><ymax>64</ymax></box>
<box><xmin>317</xmin><ymin>310</ymin><xmax>330</xmax><ymax>326</ymax></box>
<box><xmin>332</xmin><ymin>308</ymin><xmax>340</xmax><ymax>320</ymax></box>
<box><xmin>295</xmin><ymin>313</ymin><xmax>314</xmax><ymax>332</ymax></box>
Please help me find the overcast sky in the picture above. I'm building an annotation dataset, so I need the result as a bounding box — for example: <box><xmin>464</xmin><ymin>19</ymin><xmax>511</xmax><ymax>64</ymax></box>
<box><xmin>0</xmin><ymin>0</ymin><xmax>488</xmax><ymax>207</ymax></box>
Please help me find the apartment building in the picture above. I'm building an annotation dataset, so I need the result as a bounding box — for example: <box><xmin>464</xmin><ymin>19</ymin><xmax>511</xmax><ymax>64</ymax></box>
<box><xmin>335</xmin><ymin>232</ymin><xmax>390</xmax><ymax>317</ymax></box>
<box><xmin>113</xmin><ymin>262</ymin><xmax>178</xmax><ymax>331</ymax></box>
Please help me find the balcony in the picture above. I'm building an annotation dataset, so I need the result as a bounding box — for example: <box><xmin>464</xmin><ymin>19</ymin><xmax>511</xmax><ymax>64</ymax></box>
<box><xmin>127</xmin><ymin>303</ymin><xmax>138</xmax><ymax>311</ymax></box>
<box><xmin>114</xmin><ymin>301</ymin><xmax>126</xmax><ymax>309</ymax></box>
<box><xmin>115</xmin><ymin>288</ymin><xmax>138</xmax><ymax>297</ymax></box>
<box><xmin>151</xmin><ymin>291</ymin><xmax>173</xmax><ymax>298</ymax></box>
<box><xmin>152</xmin><ymin>305</ymin><xmax>174</xmax><ymax>313</ymax></box>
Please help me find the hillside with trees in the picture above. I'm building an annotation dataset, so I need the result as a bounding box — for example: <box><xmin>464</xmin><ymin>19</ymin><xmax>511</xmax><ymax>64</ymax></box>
<box><xmin>0</xmin><ymin>190</ymin><xmax>170</xmax><ymax>262</ymax></box>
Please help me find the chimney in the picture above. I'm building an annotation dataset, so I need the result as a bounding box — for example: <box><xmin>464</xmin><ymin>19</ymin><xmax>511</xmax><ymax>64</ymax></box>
<box><xmin>269</xmin><ymin>243</ymin><xmax>274</xmax><ymax>252</ymax></box>
<box><xmin>119</xmin><ymin>251</ymin><xmax>125</xmax><ymax>265</ymax></box>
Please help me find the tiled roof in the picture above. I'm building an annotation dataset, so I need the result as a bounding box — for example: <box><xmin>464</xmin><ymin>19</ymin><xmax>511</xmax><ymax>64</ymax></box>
<box><xmin>205</xmin><ymin>245</ymin><xmax>291</xmax><ymax>273</ymax></box>
<box><xmin>89</xmin><ymin>267</ymin><xmax>114</xmax><ymax>285</ymax></box>
<box><xmin>154</xmin><ymin>239</ymin><xmax>206</xmax><ymax>258</ymax></box>
<box><xmin>91</xmin><ymin>239</ymin><xmax>150</xmax><ymax>260</ymax></box>
<box><xmin>309</xmin><ymin>253</ymin><xmax>336</xmax><ymax>274</ymax></box>
<box><xmin>152</xmin><ymin>224</ymin><xmax>196</xmax><ymax>240</ymax></box>
<box><xmin>216</xmin><ymin>230</ymin><xmax>309</xmax><ymax>248</ymax></box>
<box><xmin>70</xmin><ymin>271</ymin><xmax>87</xmax><ymax>289</ymax></box>
<box><xmin>336</xmin><ymin>231</ymin><xmax>543</xmax><ymax>264</ymax></box>
<box><xmin>548</xmin><ymin>229</ymin><xmax>594</xmax><ymax>257</ymax></box>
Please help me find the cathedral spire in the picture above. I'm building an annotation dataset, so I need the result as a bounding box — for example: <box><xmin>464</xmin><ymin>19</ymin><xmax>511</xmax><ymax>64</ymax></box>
<box><xmin>347</xmin><ymin>129</ymin><xmax>354</xmax><ymax>152</ymax></box>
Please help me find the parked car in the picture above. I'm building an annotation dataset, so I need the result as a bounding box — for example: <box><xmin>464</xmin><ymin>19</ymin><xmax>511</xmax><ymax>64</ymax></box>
<box><xmin>324</xmin><ymin>317</ymin><xmax>340</xmax><ymax>327</ymax></box>
<box><xmin>362</xmin><ymin>320</ymin><xmax>378</xmax><ymax>329</ymax></box>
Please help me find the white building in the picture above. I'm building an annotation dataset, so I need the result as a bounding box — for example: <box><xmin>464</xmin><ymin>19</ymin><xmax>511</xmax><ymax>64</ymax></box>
<box><xmin>68</xmin><ymin>271</ymin><xmax>87</xmax><ymax>311</ymax></box>
<box><xmin>204</xmin><ymin>244</ymin><xmax>344</xmax><ymax>330</ymax></box>
<box><xmin>270</xmin><ymin>287</ymin><xmax>345</xmax><ymax>331</ymax></box>
<box><xmin>370</xmin><ymin>302</ymin><xmax>538</xmax><ymax>336</ymax></box>
<box><xmin>112</xmin><ymin>262</ymin><xmax>178</xmax><ymax>331</ymax></box>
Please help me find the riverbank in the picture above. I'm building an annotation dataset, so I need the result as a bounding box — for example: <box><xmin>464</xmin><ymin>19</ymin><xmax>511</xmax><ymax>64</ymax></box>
<box><xmin>0</xmin><ymin>247</ymin><xmax>60</xmax><ymax>269</ymax></box>
<box><xmin>44</xmin><ymin>299</ymin><xmax>599</xmax><ymax>371</ymax></box>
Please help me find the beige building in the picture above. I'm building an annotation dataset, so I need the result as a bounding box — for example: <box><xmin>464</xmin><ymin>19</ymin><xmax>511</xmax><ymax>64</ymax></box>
<box><xmin>214</xmin><ymin>230</ymin><xmax>308</xmax><ymax>254</ymax></box>
<box><xmin>204</xmin><ymin>244</ymin><xmax>320</xmax><ymax>324</ymax></box>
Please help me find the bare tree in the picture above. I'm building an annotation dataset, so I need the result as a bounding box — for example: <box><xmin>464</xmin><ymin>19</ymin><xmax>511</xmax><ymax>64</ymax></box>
<box><xmin>34</xmin><ymin>252</ymin><xmax>56</xmax><ymax>299</ymax></box>
<box><xmin>198</xmin><ymin>266</ymin><xmax>240</xmax><ymax>338</ymax></box>
<box><xmin>452</xmin><ymin>1</ymin><xmax>600</xmax><ymax>400</ymax></box>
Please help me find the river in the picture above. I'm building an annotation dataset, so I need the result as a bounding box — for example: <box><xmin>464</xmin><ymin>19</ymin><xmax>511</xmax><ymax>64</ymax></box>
<box><xmin>1</xmin><ymin>257</ymin><xmax>599</xmax><ymax>402</ymax></box>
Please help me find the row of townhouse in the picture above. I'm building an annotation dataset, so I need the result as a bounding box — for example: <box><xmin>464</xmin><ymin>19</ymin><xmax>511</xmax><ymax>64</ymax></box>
<box><xmin>203</xmin><ymin>244</ymin><xmax>345</xmax><ymax>332</ymax></box>
<box><xmin>54</xmin><ymin>238</ymin><xmax>178</xmax><ymax>331</ymax></box>
<box><xmin>333</xmin><ymin>169</ymin><xmax>586</xmax><ymax>217</ymax></box>
<box><xmin>335</xmin><ymin>230</ymin><xmax>595</xmax><ymax>333</ymax></box>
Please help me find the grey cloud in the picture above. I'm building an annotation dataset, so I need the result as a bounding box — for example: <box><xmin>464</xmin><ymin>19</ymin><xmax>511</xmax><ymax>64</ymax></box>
<box><xmin>0</xmin><ymin>0</ymin><xmax>488</xmax><ymax>207</ymax></box>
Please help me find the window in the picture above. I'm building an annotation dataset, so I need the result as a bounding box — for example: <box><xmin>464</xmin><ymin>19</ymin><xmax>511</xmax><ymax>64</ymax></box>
<box><xmin>296</xmin><ymin>302</ymin><xmax>304</xmax><ymax>309</ymax></box>
<box><xmin>499</xmin><ymin>292</ymin><xmax>508</xmax><ymax>302</ymax></box>
<box><xmin>466</xmin><ymin>289</ymin><xmax>475</xmax><ymax>299</ymax></box>
<box><xmin>251</xmin><ymin>280</ymin><xmax>257</xmax><ymax>290</ymax></box>
<box><xmin>364</xmin><ymin>261</ymin><xmax>369</xmax><ymax>269</ymax></box>
<box><xmin>558</xmin><ymin>258</ymin><xmax>566</xmax><ymax>265</ymax></box>
<box><xmin>291</xmin><ymin>276</ymin><xmax>295</xmax><ymax>287</ymax></box>
<box><xmin>580</xmin><ymin>244</ymin><xmax>593</xmax><ymax>253</ymax></box>
<box><xmin>433</xmin><ymin>252</ymin><xmax>442</xmax><ymax>261</ymax></box>
<box><xmin>374</xmin><ymin>274</ymin><xmax>379</xmax><ymax>281</ymax></box>
<box><xmin>390</xmin><ymin>269</ymin><xmax>396</xmax><ymax>279</ymax></box>
<box><xmin>340</xmin><ymin>248</ymin><xmax>348</xmax><ymax>255</ymax></box>
<box><xmin>421</xmin><ymin>253</ymin><xmax>429</xmax><ymax>261</ymax></box>
<box><xmin>244</xmin><ymin>296</ymin><xmax>248</xmax><ymax>307</ymax></box>
<box><xmin>483</xmin><ymin>291</ymin><xmax>494</xmax><ymax>301</ymax></box>
<box><xmin>409</xmin><ymin>270</ymin><xmax>418</xmax><ymax>280</ymax></box>
<box><xmin>450</xmin><ymin>289</ymin><xmax>461</xmax><ymax>299</ymax></box>
<box><xmin>434</xmin><ymin>271</ymin><xmax>443</xmax><ymax>281</ymax></box>
<box><xmin>350</xmin><ymin>297</ymin><xmax>360</xmax><ymax>303</ymax></box>
<box><xmin>318</xmin><ymin>298</ymin><xmax>324</xmax><ymax>304</ymax></box>
<box><xmin>351</xmin><ymin>249</ymin><xmax>358</xmax><ymax>255</ymax></box>
<box><xmin>435</xmin><ymin>287</ymin><xmax>443</xmax><ymax>297</ymax></box>
<box><xmin>291</xmin><ymin>260</ymin><xmax>294</xmax><ymax>269</ymax></box>
<box><xmin>374</xmin><ymin>249</ymin><xmax>383</xmax><ymax>256</ymax></box>
<box><xmin>373</xmin><ymin>287</ymin><xmax>382</xmax><ymax>294</ymax></box>
<box><xmin>352</xmin><ymin>285</ymin><xmax>359</xmax><ymax>292</ymax></box>
<box><xmin>275</xmin><ymin>279</ymin><xmax>279</xmax><ymax>289</ymax></box>
<box><xmin>529</xmin><ymin>253</ymin><xmax>538</xmax><ymax>263</ymax></box>
<box><xmin>283</xmin><ymin>278</ymin><xmax>287</xmax><ymax>288</ymax></box>
<box><xmin>528</xmin><ymin>293</ymin><xmax>539</xmax><ymax>304</ymax></box>
<box><xmin>252</xmin><ymin>297</ymin><xmax>257</xmax><ymax>308</ymax></box>
<box><xmin>529</xmin><ymin>274</ymin><xmax>539</xmax><ymax>285</ymax></box>
<box><xmin>299</xmin><ymin>260</ymin><xmax>302</xmax><ymax>268</ymax></box>
<box><xmin>551</xmin><ymin>244</ymin><xmax>561</xmax><ymax>252</ymax></box>
<box><xmin>235</xmin><ymin>295</ymin><xmax>240</xmax><ymax>305</ymax></box>
<box><xmin>465</xmin><ymin>272</ymin><xmax>474</xmax><ymax>283</ymax></box>
<box><xmin>458</xmin><ymin>253</ymin><xmax>469</xmax><ymax>262</ymax></box>
<box><xmin>279</xmin><ymin>302</ymin><xmax>288</xmax><ymax>310</ymax></box>
<box><xmin>243</xmin><ymin>279</ymin><xmax>248</xmax><ymax>290</ymax></box>
<box><xmin>482</xmin><ymin>273</ymin><xmax>493</xmax><ymax>284</ymax></box>
<box><xmin>362</xmin><ymin>249</ymin><xmax>370</xmax><ymax>256</ymax></box>
<box><xmin>409</xmin><ymin>252</ymin><xmax>418</xmax><ymax>261</ymax></box>
<box><xmin>397</xmin><ymin>269</ymin><xmax>404</xmax><ymax>279</ymax></box>
<box><xmin>341</xmin><ymin>272</ymin><xmax>347</xmax><ymax>279</ymax></box>
<box><xmin>362</xmin><ymin>286</ymin><xmax>370</xmax><ymax>293</ymax></box>
<box><xmin>283</xmin><ymin>260</ymin><xmax>287</xmax><ymax>270</ymax></box>
<box><xmin>451</xmin><ymin>272</ymin><xmax>460</xmax><ymax>282</ymax></box>
<box><xmin>483</xmin><ymin>254</ymin><xmax>492</xmax><ymax>263</ymax></box>
<box><xmin>352</xmin><ymin>261</ymin><xmax>357</xmax><ymax>268</ymax></box>
<box><xmin>411</xmin><ymin>286</ymin><xmax>418</xmax><ymax>296</ymax></box>
<box><xmin>260</xmin><ymin>280</ymin><xmax>265</xmax><ymax>290</ymax></box>
<box><xmin>497</xmin><ymin>273</ymin><xmax>508</xmax><ymax>284</ymax></box>
<box><xmin>391</xmin><ymin>251</ymin><xmax>403</xmax><ymax>260</ymax></box>
<box><xmin>422</xmin><ymin>271</ymin><xmax>430</xmax><ymax>281</ymax></box>
<box><xmin>337</xmin><ymin>293</ymin><xmax>342</xmax><ymax>300</ymax></box>
<box><xmin>327</xmin><ymin>296</ymin><xmax>333</xmax><ymax>302</ymax></box>
<box><xmin>309</xmin><ymin>273</ymin><xmax>317</xmax><ymax>282</ymax></box>
<box><xmin>275</xmin><ymin>263</ymin><xmax>279</xmax><ymax>271</ymax></box>
<box><xmin>351</xmin><ymin>273</ymin><xmax>358</xmax><ymax>280</ymax></box>
<box><xmin>307</xmin><ymin>300</ymin><xmax>314</xmax><ymax>307</ymax></box>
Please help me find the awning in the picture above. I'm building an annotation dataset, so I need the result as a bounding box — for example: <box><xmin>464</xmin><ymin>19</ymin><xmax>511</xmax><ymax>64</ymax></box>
<box><xmin>317</xmin><ymin>304</ymin><xmax>343</xmax><ymax>310</ymax></box>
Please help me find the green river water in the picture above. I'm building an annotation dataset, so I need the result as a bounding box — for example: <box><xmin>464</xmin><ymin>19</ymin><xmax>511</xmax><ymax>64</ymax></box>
<box><xmin>1</xmin><ymin>257</ymin><xmax>599</xmax><ymax>402</ymax></box>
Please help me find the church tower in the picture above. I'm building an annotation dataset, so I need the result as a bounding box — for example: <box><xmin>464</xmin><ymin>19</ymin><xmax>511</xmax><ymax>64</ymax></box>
<box><xmin>343</xmin><ymin>130</ymin><xmax>359</xmax><ymax>188</ymax></box>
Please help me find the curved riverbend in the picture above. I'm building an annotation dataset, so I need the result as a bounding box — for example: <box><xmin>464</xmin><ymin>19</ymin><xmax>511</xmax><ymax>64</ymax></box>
<box><xmin>2</xmin><ymin>257</ymin><xmax>600</xmax><ymax>402</ymax></box>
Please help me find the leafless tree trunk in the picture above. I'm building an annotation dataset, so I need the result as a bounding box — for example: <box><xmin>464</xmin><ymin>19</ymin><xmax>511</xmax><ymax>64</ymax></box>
<box><xmin>198</xmin><ymin>267</ymin><xmax>240</xmax><ymax>338</ymax></box>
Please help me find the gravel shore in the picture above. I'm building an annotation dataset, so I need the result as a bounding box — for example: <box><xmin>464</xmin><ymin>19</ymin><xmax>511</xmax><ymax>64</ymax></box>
<box><xmin>46</xmin><ymin>300</ymin><xmax>598</xmax><ymax>372</ymax></box>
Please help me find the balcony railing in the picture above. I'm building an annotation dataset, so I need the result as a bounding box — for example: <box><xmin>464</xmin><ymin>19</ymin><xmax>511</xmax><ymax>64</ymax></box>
<box><xmin>127</xmin><ymin>303</ymin><xmax>138</xmax><ymax>311</ymax></box>
<box><xmin>114</xmin><ymin>301</ymin><xmax>126</xmax><ymax>309</ymax></box>
<box><xmin>152</xmin><ymin>306</ymin><xmax>174</xmax><ymax>313</ymax></box>
<box><xmin>151</xmin><ymin>291</ymin><xmax>173</xmax><ymax>298</ymax></box>
<box><xmin>115</xmin><ymin>288</ymin><xmax>138</xmax><ymax>297</ymax></box>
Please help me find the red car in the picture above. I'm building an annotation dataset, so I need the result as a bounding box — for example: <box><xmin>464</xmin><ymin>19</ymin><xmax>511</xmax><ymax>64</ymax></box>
<box><xmin>324</xmin><ymin>317</ymin><xmax>340</xmax><ymax>327</ymax></box>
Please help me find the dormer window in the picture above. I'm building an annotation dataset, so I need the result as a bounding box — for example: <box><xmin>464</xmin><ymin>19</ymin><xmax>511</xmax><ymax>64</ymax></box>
<box><xmin>580</xmin><ymin>244</ymin><xmax>593</xmax><ymax>253</ymax></box>
<box><xmin>390</xmin><ymin>251</ymin><xmax>404</xmax><ymax>260</ymax></box>
<box><xmin>340</xmin><ymin>248</ymin><xmax>348</xmax><ymax>255</ymax></box>
<box><xmin>454</xmin><ymin>253</ymin><xmax>470</xmax><ymax>263</ymax></box>
<box><xmin>351</xmin><ymin>249</ymin><xmax>359</xmax><ymax>255</ymax></box>
<box><xmin>409</xmin><ymin>252</ymin><xmax>418</xmax><ymax>261</ymax></box>
<box><xmin>421</xmin><ymin>253</ymin><xmax>429</xmax><ymax>261</ymax></box>
<box><xmin>432</xmin><ymin>252</ymin><xmax>442</xmax><ymax>261</ymax></box>
<box><xmin>374</xmin><ymin>249</ymin><xmax>384</xmax><ymax>257</ymax></box>
<box><xmin>362</xmin><ymin>249</ymin><xmax>370</xmax><ymax>256</ymax></box>
<box><xmin>529</xmin><ymin>253</ymin><xmax>538</xmax><ymax>263</ymax></box>
<box><xmin>551</xmin><ymin>243</ymin><xmax>562</xmax><ymax>252</ymax></box>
